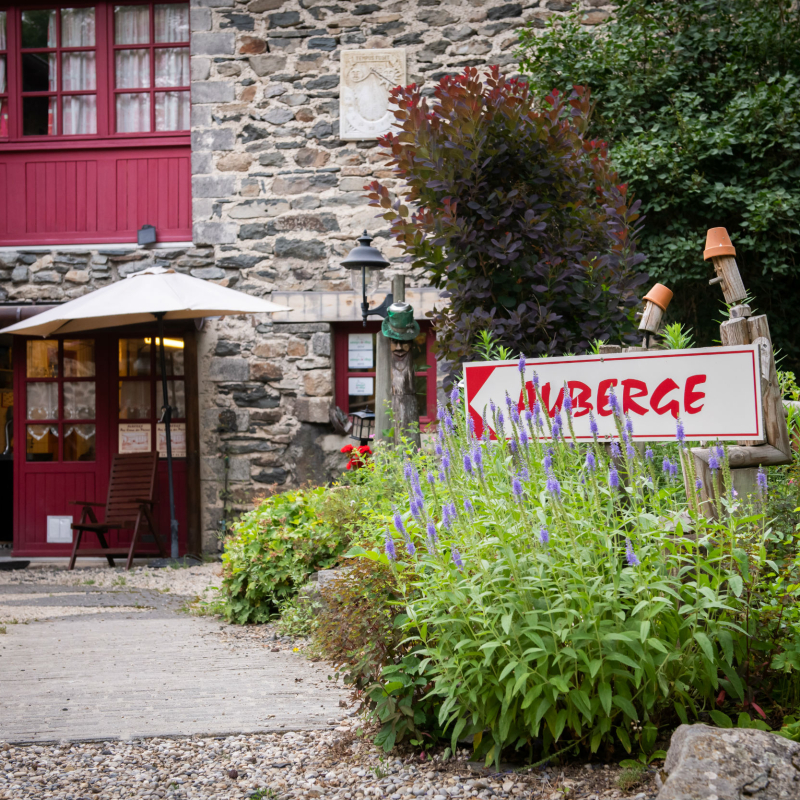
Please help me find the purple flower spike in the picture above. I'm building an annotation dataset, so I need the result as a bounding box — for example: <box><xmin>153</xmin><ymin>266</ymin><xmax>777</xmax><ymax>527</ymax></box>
<box><xmin>563</xmin><ymin>389</ymin><xmax>573</xmax><ymax>414</ymax></box>
<box><xmin>533</xmin><ymin>372</ymin><xmax>540</xmax><ymax>388</ymax></box>
<box><xmin>708</xmin><ymin>454</ymin><xmax>720</xmax><ymax>471</ymax></box>
<box><xmin>662</xmin><ymin>457</ymin><xmax>671</xmax><ymax>474</ymax></box>
<box><xmin>610</xmin><ymin>440</ymin><xmax>621</xmax><ymax>459</ymax></box>
<box><xmin>497</xmin><ymin>410</ymin><xmax>504</xmax><ymax>427</ymax></box>
<box><xmin>609</xmin><ymin>465</ymin><xmax>620</xmax><ymax>489</ymax></box>
<box><xmin>385</xmin><ymin>533</ymin><xmax>397</xmax><ymax>562</ymax></box>
<box><xmin>393</xmin><ymin>510</ymin><xmax>406</xmax><ymax>537</ymax></box>
<box><xmin>670</xmin><ymin>461</ymin><xmax>679</xmax><ymax>477</ymax></box>
<box><xmin>464</xmin><ymin>498</ymin><xmax>474</xmax><ymax>515</ymax></box>
<box><xmin>410</xmin><ymin>499</ymin><xmax>421</xmax><ymax>519</ymax></box>
<box><xmin>533</xmin><ymin>400</ymin><xmax>542</xmax><ymax>417</ymax></box>
<box><xmin>625</xmin><ymin>415</ymin><xmax>634</xmax><ymax>436</ymax></box>
<box><xmin>518</xmin><ymin>355</ymin><xmax>526</xmax><ymax>374</ymax></box>
<box><xmin>426</xmin><ymin>520</ymin><xmax>438</xmax><ymax>545</ymax></box>
<box><xmin>512</xmin><ymin>477</ymin><xmax>523</xmax><ymax>498</ymax></box>
<box><xmin>438</xmin><ymin>470</ymin><xmax>446</xmax><ymax>483</ymax></box>
<box><xmin>626</xmin><ymin>443</ymin><xmax>636</xmax><ymax>460</ymax></box>
<box><xmin>512</xmin><ymin>406</ymin><xmax>520</xmax><ymax>425</ymax></box>
<box><xmin>451</xmin><ymin>546</ymin><xmax>464</xmax><ymax>571</ymax></box>
<box><xmin>625</xmin><ymin>538</ymin><xmax>640</xmax><ymax>567</ymax></box>
<box><xmin>442</xmin><ymin>450</ymin><xmax>451</xmax><ymax>472</ymax></box>
<box><xmin>510</xmin><ymin>438</ymin><xmax>518</xmax><ymax>455</ymax></box>
<box><xmin>450</xmin><ymin>385</ymin><xmax>459</xmax><ymax>405</ymax></box>
<box><xmin>490</xmin><ymin>400</ymin><xmax>496</xmax><ymax>414</ymax></box>
<box><xmin>676</xmin><ymin>417</ymin><xmax>686</xmax><ymax>444</ymax></box>
<box><xmin>403</xmin><ymin>461</ymin><xmax>413</xmax><ymax>482</ymax></box>
<box><xmin>695</xmin><ymin>478</ymin><xmax>703</xmax><ymax>491</ymax></box>
<box><xmin>505</xmin><ymin>393</ymin><xmax>515</xmax><ymax>411</ymax></box>
<box><xmin>427</xmin><ymin>471</ymin><xmax>436</xmax><ymax>486</ymax></box>
<box><xmin>520</xmin><ymin>465</ymin><xmax>530</xmax><ymax>481</ymax></box>
<box><xmin>645</xmin><ymin>447</ymin><xmax>654</xmax><ymax>461</ymax></box>
<box><xmin>551</xmin><ymin>420</ymin><xmax>562</xmax><ymax>440</ymax></box>
<box><xmin>463</xmin><ymin>454</ymin><xmax>473</xmax><ymax>475</ymax></box>
<box><xmin>406</xmin><ymin>540</ymin><xmax>416</xmax><ymax>556</ymax></box>
<box><xmin>546</xmin><ymin>473</ymin><xmax>561</xmax><ymax>499</ymax></box>
<box><xmin>589</xmin><ymin>414</ymin><xmax>599</xmax><ymax>437</ymax></box>
<box><xmin>519</xmin><ymin>428</ymin><xmax>528</xmax><ymax>447</ymax></box>
<box><xmin>472</xmin><ymin>446</ymin><xmax>483</xmax><ymax>471</ymax></box>
<box><xmin>585</xmin><ymin>451</ymin><xmax>596</xmax><ymax>472</ymax></box>
<box><xmin>539</xmin><ymin>526</ymin><xmax>550</xmax><ymax>545</ymax></box>
<box><xmin>608</xmin><ymin>391</ymin><xmax>619</xmax><ymax>413</ymax></box>
<box><xmin>757</xmin><ymin>467</ymin><xmax>768</xmax><ymax>496</ymax></box>
<box><xmin>543</xmin><ymin>450</ymin><xmax>553</xmax><ymax>471</ymax></box>
<box><xmin>435</xmin><ymin>442</ymin><xmax>443</xmax><ymax>457</ymax></box>
<box><xmin>467</xmin><ymin>416</ymin><xmax>475</xmax><ymax>437</ymax></box>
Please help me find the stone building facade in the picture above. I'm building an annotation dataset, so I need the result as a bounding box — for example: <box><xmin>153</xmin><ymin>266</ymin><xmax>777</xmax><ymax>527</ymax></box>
<box><xmin>0</xmin><ymin>0</ymin><xmax>611</xmax><ymax>553</ymax></box>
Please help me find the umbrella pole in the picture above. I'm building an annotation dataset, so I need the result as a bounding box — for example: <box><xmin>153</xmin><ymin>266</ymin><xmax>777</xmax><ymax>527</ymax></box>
<box><xmin>156</xmin><ymin>312</ymin><xmax>179</xmax><ymax>559</ymax></box>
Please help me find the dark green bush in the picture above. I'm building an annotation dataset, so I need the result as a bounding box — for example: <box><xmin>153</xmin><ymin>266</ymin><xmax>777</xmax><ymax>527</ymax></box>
<box><xmin>217</xmin><ymin>487</ymin><xmax>345</xmax><ymax>624</ymax></box>
<box><xmin>519</xmin><ymin>0</ymin><xmax>800</xmax><ymax>370</ymax></box>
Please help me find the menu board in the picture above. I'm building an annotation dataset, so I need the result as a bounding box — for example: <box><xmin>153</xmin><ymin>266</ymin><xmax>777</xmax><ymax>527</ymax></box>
<box><xmin>348</xmin><ymin>333</ymin><xmax>373</xmax><ymax>369</ymax></box>
<box><xmin>119</xmin><ymin>423</ymin><xmax>151</xmax><ymax>454</ymax></box>
<box><xmin>157</xmin><ymin>422</ymin><xmax>186</xmax><ymax>458</ymax></box>
<box><xmin>348</xmin><ymin>377</ymin><xmax>374</xmax><ymax>396</ymax></box>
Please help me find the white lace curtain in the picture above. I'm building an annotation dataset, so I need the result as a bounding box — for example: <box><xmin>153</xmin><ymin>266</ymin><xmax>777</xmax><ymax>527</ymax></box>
<box><xmin>60</xmin><ymin>7</ymin><xmax>97</xmax><ymax>135</ymax></box>
<box><xmin>115</xmin><ymin>4</ymin><xmax>189</xmax><ymax>133</ymax></box>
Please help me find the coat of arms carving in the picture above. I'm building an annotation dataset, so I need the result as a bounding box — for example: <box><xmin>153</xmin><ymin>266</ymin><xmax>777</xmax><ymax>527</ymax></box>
<box><xmin>340</xmin><ymin>49</ymin><xmax>406</xmax><ymax>141</ymax></box>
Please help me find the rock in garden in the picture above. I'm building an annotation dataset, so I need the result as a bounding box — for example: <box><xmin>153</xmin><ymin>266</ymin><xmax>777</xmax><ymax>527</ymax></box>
<box><xmin>657</xmin><ymin>724</ymin><xmax>800</xmax><ymax>799</ymax></box>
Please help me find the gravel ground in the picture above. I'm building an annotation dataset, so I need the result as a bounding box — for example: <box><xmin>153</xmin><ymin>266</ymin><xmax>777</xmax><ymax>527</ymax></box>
<box><xmin>0</xmin><ymin>727</ymin><xmax>659</xmax><ymax>800</ymax></box>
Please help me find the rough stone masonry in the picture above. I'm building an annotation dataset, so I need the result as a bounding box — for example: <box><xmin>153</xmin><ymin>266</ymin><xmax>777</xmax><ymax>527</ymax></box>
<box><xmin>0</xmin><ymin>0</ymin><xmax>614</xmax><ymax>553</ymax></box>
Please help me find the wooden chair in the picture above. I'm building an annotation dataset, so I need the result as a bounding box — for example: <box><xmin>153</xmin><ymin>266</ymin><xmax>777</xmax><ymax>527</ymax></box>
<box><xmin>68</xmin><ymin>452</ymin><xmax>165</xmax><ymax>570</ymax></box>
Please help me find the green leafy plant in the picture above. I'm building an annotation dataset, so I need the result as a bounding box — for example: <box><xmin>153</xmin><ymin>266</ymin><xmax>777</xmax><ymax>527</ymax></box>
<box><xmin>278</xmin><ymin>592</ymin><xmax>319</xmax><ymax>638</ymax></box>
<box><xmin>519</xmin><ymin>0</ymin><xmax>800</xmax><ymax>372</ymax></box>
<box><xmin>216</xmin><ymin>487</ymin><xmax>345</xmax><ymax>624</ymax></box>
<box><xmin>367</xmin><ymin>67</ymin><xmax>648</xmax><ymax>372</ymax></box>
<box><xmin>660</xmin><ymin>322</ymin><xmax>695</xmax><ymax>350</ymax></box>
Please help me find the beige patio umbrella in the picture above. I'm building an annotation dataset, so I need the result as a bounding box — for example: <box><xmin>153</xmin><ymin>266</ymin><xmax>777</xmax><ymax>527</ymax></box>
<box><xmin>1</xmin><ymin>267</ymin><xmax>291</xmax><ymax>560</ymax></box>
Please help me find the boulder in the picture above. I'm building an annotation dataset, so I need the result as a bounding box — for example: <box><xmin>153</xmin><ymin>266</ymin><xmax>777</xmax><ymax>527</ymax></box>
<box><xmin>657</xmin><ymin>724</ymin><xmax>800</xmax><ymax>799</ymax></box>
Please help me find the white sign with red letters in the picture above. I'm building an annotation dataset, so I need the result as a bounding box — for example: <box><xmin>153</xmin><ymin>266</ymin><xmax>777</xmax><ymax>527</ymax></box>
<box><xmin>464</xmin><ymin>346</ymin><xmax>763</xmax><ymax>442</ymax></box>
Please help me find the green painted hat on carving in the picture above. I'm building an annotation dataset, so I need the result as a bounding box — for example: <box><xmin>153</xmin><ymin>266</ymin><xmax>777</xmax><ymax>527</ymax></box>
<box><xmin>381</xmin><ymin>301</ymin><xmax>420</xmax><ymax>341</ymax></box>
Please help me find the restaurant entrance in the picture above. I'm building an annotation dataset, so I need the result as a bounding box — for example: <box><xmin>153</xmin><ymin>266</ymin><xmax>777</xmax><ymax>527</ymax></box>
<box><xmin>12</xmin><ymin>328</ymin><xmax>199</xmax><ymax>557</ymax></box>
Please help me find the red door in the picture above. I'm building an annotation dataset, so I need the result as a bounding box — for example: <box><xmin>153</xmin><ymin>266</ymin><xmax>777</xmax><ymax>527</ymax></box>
<box><xmin>13</xmin><ymin>331</ymin><xmax>187</xmax><ymax>557</ymax></box>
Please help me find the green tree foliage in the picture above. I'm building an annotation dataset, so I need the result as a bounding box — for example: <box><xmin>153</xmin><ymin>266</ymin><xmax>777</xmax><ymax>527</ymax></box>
<box><xmin>519</xmin><ymin>0</ymin><xmax>800</xmax><ymax>368</ymax></box>
<box><xmin>368</xmin><ymin>67</ymin><xmax>647</xmax><ymax>371</ymax></box>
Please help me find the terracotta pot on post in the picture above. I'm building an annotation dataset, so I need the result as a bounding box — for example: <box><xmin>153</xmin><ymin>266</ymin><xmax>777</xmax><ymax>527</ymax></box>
<box><xmin>638</xmin><ymin>282</ymin><xmax>673</xmax><ymax>345</ymax></box>
<box><xmin>704</xmin><ymin>227</ymin><xmax>747</xmax><ymax>305</ymax></box>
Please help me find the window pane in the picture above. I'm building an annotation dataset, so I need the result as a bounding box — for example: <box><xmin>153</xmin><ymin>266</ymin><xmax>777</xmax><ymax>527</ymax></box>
<box><xmin>21</xmin><ymin>10</ymin><xmax>57</xmax><ymax>49</ymax></box>
<box><xmin>22</xmin><ymin>52</ymin><xmax>57</xmax><ymax>92</ymax></box>
<box><xmin>63</xmin><ymin>94</ymin><xmax>96</xmax><ymax>134</ymax></box>
<box><xmin>115</xmin><ymin>5</ymin><xmax>150</xmax><ymax>44</ymax></box>
<box><xmin>116</xmin><ymin>92</ymin><xmax>150</xmax><ymax>132</ymax></box>
<box><xmin>61</xmin><ymin>7</ymin><xmax>95</xmax><ymax>47</ymax></box>
<box><xmin>119</xmin><ymin>338</ymin><xmax>151</xmax><ymax>376</ymax></box>
<box><xmin>64</xmin><ymin>339</ymin><xmax>95</xmax><ymax>377</ymax></box>
<box><xmin>154</xmin><ymin>48</ymin><xmax>188</xmax><ymax>87</ymax></box>
<box><xmin>0</xmin><ymin>56</ymin><xmax>6</xmax><ymax>93</ymax></box>
<box><xmin>154</xmin><ymin>337</ymin><xmax>185</xmax><ymax>376</ymax></box>
<box><xmin>167</xmin><ymin>380</ymin><xmax>185</xmax><ymax>418</ymax></box>
<box><xmin>414</xmin><ymin>375</ymin><xmax>427</xmax><ymax>419</ymax></box>
<box><xmin>120</xmin><ymin>381</ymin><xmax>151</xmax><ymax>419</ymax></box>
<box><xmin>155</xmin><ymin>4</ymin><xmax>189</xmax><ymax>42</ymax></box>
<box><xmin>27</xmin><ymin>383</ymin><xmax>58</xmax><ymax>420</ymax></box>
<box><xmin>155</xmin><ymin>90</ymin><xmax>188</xmax><ymax>131</ymax></box>
<box><xmin>64</xmin><ymin>382</ymin><xmax>96</xmax><ymax>419</ymax></box>
<box><xmin>62</xmin><ymin>51</ymin><xmax>96</xmax><ymax>91</ymax></box>
<box><xmin>27</xmin><ymin>340</ymin><xmax>58</xmax><ymax>378</ymax></box>
<box><xmin>27</xmin><ymin>425</ymin><xmax>58</xmax><ymax>462</ymax></box>
<box><xmin>0</xmin><ymin>11</ymin><xmax>6</xmax><ymax>50</ymax></box>
<box><xmin>64</xmin><ymin>424</ymin><xmax>95</xmax><ymax>461</ymax></box>
<box><xmin>348</xmin><ymin>376</ymin><xmax>375</xmax><ymax>413</ymax></box>
<box><xmin>23</xmin><ymin>95</ymin><xmax>57</xmax><ymax>136</ymax></box>
<box><xmin>411</xmin><ymin>331</ymin><xmax>428</xmax><ymax>370</ymax></box>
<box><xmin>116</xmin><ymin>49</ymin><xmax>149</xmax><ymax>88</ymax></box>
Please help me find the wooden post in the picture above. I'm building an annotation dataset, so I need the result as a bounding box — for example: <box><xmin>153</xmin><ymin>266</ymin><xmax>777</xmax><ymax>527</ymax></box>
<box><xmin>391</xmin><ymin>338</ymin><xmax>420</xmax><ymax>448</ymax></box>
<box><xmin>374</xmin><ymin>276</ymin><xmax>404</xmax><ymax>445</ymax></box>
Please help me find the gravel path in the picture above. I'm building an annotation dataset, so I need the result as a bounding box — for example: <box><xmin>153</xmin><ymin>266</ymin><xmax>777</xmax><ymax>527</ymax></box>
<box><xmin>0</xmin><ymin>728</ymin><xmax>659</xmax><ymax>800</ymax></box>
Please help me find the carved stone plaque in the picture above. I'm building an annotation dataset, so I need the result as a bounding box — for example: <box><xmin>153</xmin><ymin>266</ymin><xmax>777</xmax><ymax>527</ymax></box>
<box><xmin>340</xmin><ymin>48</ymin><xmax>406</xmax><ymax>141</ymax></box>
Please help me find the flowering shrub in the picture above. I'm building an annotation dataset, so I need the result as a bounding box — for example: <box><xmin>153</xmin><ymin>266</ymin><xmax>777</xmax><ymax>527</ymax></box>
<box><xmin>352</xmin><ymin>366</ymin><xmax>800</xmax><ymax>763</ymax></box>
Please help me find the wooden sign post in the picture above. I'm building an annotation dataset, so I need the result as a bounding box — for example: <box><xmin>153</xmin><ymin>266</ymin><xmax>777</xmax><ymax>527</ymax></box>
<box><xmin>684</xmin><ymin>227</ymin><xmax>792</xmax><ymax>516</ymax></box>
<box><xmin>382</xmin><ymin>301</ymin><xmax>421</xmax><ymax>449</ymax></box>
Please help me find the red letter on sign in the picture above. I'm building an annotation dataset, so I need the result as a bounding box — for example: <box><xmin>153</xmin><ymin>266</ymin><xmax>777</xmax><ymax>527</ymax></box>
<box><xmin>651</xmin><ymin>379</ymin><xmax>680</xmax><ymax>418</ymax></box>
<box><xmin>519</xmin><ymin>381</ymin><xmax>536</xmax><ymax>412</ymax></box>
<box><xmin>597</xmin><ymin>379</ymin><xmax>618</xmax><ymax>417</ymax></box>
<box><xmin>621</xmin><ymin>379</ymin><xmax>649</xmax><ymax>416</ymax></box>
<box><xmin>685</xmin><ymin>374</ymin><xmax>707</xmax><ymax>414</ymax></box>
<box><xmin>567</xmin><ymin>381</ymin><xmax>593</xmax><ymax>417</ymax></box>
<box><xmin>541</xmin><ymin>383</ymin><xmax>565</xmax><ymax>417</ymax></box>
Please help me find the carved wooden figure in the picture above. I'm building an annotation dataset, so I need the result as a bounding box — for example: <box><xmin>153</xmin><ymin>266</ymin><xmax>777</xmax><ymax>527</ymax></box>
<box><xmin>382</xmin><ymin>301</ymin><xmax>421</xmax><ymax>449</ymax></box>
<box><xmin>638</xmin><ymin>283</ymin><xmax>673</xmax><ymax>345</ymax></box>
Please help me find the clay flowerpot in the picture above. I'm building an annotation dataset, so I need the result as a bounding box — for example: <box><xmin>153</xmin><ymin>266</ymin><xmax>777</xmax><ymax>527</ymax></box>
<box><xmin>642</xmin><ymin>283</ymin><xmax>673</xmax><ymax>312</ymax></box>
<box><xmin>703</xmin><ymin>227</ymin><xmax>736</xmax><ymax>260</ymax></box>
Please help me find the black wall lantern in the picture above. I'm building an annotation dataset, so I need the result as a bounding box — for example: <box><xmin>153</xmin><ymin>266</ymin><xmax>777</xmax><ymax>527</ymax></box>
<box><xmin>348</xmin><ymin>409</ymin><xmax>375</xmax><ymax>446</ymax></box>
<box><xmin>137</xmin><ymin>224</ymin><xmax>157</xmax><ymax>246</ymax></box>
<box><xmin>340</xmin><ymin>231</ymin><xmax>392</xmax><ymax>326</ymax></box>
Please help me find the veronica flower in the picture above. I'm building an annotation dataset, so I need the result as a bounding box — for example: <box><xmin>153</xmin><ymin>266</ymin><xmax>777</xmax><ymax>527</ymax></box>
<box><xmin>563</xmin><ymin>389</ymin><xmax>573</xmax><ymax>414</ymax></box>
<box><xmin>585</xmin><ymin>451</ymin><xmax>596</xmax><ymax>472</ymax></box>
<box><xmin>757</xmin><ymin>467</ymin><xmax>768</xmax><ymax>496</ymax></box>
<box><xmin>385</xmin><ymin>533</ymin><xmax>397</xmax><ymax>562</ymax></box>
<box><xmin>472</xmin><ymin>445</ymin><xmax>483</xmax><ymax>473</ymax></box>
<box><xmin>543</xmin><ymin>449</ymin><xmax>553</xmax><ymax>471</ymax></box>
<box><xmin>519</xmin><ymin>428</ymin><xmax>528</xmax><ymax>447</ymax></box>
<box><xmin>467</xmin><ymin>415</ymin><xmax>475</xmax><ymax>437</ymax></box>
<box><xmin>410</xmin><ymin>498</ymin><xmax>422</xmax><ymax>519</ymax></box>
<box><xmin>625</xmin><ymin>538</ymin><xmax>640</xmax><ymax>567</ymax></box>
<box><xmin>464</xmin><ymin>497</ymin><xmax>474</xmax><ymax>516</ymax></box>
<box><xmin>610</xmin><ymin>440</ymin><xmax>621</xmax><ymax>459</ymax></box>
<box><xmin>435</xmin><ymin>442</ymin><xmax>443</xmax><ymax>457</ymax></box>
<box><xmin>393</xmin><ymin>509</ymin><xmax>406</xmax><ymax>537</ymax></box>
<box><xmin>626</xmin><ymin>443</ymin><xmax>636</xmax><ymax>460</ymax></box>
<box><xmin>676</xmin><ymin>417</ymin><xmax>686</xmax><ymax>445</ymax></box>
<box><xmin>505</xmin><ymin>393</ymin><xmax>515</xmax><ymax>411</ymax></box>
<box><xmin>609</xmin><ymin>465</ymin><xmax>620</xmax><ymax>489</ymax></box>
<box><xmin>442</xmin><ymin>503</ymin><xmax>455</xmax><ymax>531</ymax></box>
<box><xmin>518</xmin><ymin>354</ymin><xmax>526</xmax><ymax>374</ymax></box>
<box><xmin>645</xmin><ymin>447</ymin><xmax>654</xmax><ymax>461</ymax></box>
<box><xmin>427</xmin><ymin>471</ymin><xmax>436</xmax><ymax>486</ymax></box>
<box><xmin>589</xmin><ymin>413</ymin><xmax>599</xmax><ymax>438</ymax></box>
<box><xmin>546</xmin><ymin>473</ymin><xmax>561</xmax><ymax>498</ymax></box>
<box><xmin>662</xmin><ymin>457</ymin><xmax>671</xmax><ymax>474</ymax></box>
<box><xmin>510</xmin><ymin>438</ymin><xmax>518</xmax><ymax>455</ymax></box>
<box><xmin>403</xmin><ymin>461</ymin><xmax>413</xmax><ymax>483</ymax></box>
<box><xmin>625</xmin><ymin>415</ymin><xmax>634</xmax><ymax>436</ymax></box>
<box><xmin>551</xmin><ymin>419</ymin><xmax>562</xmax><ymax>440</ymax></box>
<box><xmin>519</xmin><ymin>465</ymin><xmax>530</xmax><ymax>481</ymax></box>
<box><xmin>426</xmin><ymin>520</ymin><xmax>438</xmax><ymax>551</ymax></box>
<box><xmin>463</xmin><ymin>454</ymin><xmax>473</xmax><ymax>475</ymax></box>
<box><xmin>539</xmin><ymin>526</ymin><xmax>550</xmax><ymax>545</ymax></box>
<box><xmin>437</xmin><ymin>404</ymin><xmax>446</xmax><ymax>421</ymax></box>
<box><xmin>524</xmin><ymin>409</ymin><xmax>533</xmax><ymax>424</ymax></box>
<box><xmin>511</xmin><ymin>406</ymin><xmax>520</xmax><ymax>425</ymax></box>
<box><xmin>708</xmin><ymin>453</ymin><xmax>720</xmax><ymax>471</ymax></box>
<box><xmin>695</xmin><ymin>478</ymin><xmax>703</xmax><ymax>491</ymax></box>
<box><xmin>608</xmin><ymin>391</ymin><xmax>620</xmax><ymax>415</ymax></box>
<box><xmin>450</xmin><ymin>385</ymin><xmax>459</xmax><ymax>405</ymax></box>
<box><xmin>670</xmin><ymin>460</ymin><xmax>679</xmax><ymax>477</ymax></box>
<box><xmin>438</xmin><ymin>470</ymin><xmax>446</xmax><ymax>483</ymax></box>
<box><xmin>512</xmin><ymin>477</ymin><xmax>523</xmax><ymax>499</ymax></box>
<box><xmin>406</xmin><ymin>539</ymin><xmax>416</xmax><ymax>556</ymax></box>
<box><xmin>442</xmin><ymin>450</ymin><xmax>451</xmax><ymax>473</ymax></box>
<box><xmin>490</xmin><ymin>400</ymin><xmax>496</xmax><ymax>414</ymax></box>
<box><xmin>533</xmin><ymin>400</ymin><xmax>542</xmax><ymax>418</ymax></box>
<box><xmin>451</xmin><ymin>546</ymin><xmax>464</xmax><ymax>571</ymax></box>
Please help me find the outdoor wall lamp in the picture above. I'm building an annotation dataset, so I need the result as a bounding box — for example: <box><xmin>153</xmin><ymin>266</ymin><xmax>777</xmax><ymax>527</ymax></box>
<box><xmin>137</xmin><ymin>224</ymin><xmax>157</xmax><ymax>246</ymax></box>
<box><xmin>340</xmin><ymin>230</ymin><xmax>392</xmax><ymax>326</ymax></box>
<box><xmin>348</xmin><ymin>409</ymin><xmax>375</xmax><ymax>446</ymax></box>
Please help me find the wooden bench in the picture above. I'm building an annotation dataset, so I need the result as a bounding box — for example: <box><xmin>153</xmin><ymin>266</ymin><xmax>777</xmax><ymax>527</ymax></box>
<box><xmin>68</xmin><ymin>452</ymin><xmax>165</xmax><ymax>570</ymax></box>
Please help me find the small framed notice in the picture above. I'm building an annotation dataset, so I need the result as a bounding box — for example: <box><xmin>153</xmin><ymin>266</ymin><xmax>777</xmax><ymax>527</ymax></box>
<box><xmin>157</xmin><ymin>422</ymin><xmax>186</xmax><ymax>458</ymax></box>
<box><xmin>119</xmin><ymin>423</ymin><xmax>151</xmax><ymax>454</ymax></box>
<box><xmin>348</xmin><ymin>377</ymin><xmax>374</xmax><ymax>396</ymax></box>
<box><xmin>348</xmin><ymin>333</ymin><xmax>373</xmax><ymax>369</ymax></box>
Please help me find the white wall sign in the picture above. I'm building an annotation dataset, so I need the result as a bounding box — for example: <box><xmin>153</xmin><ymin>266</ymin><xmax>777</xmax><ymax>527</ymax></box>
<box><xmin>119</xmin><ymin>422</ymin><xmax>151</xmax><ymax>453</ymax></box>
<box><xmin>464</xmin><ymin>346</ymin><xmax>763</xmax><ymax>442</ymax></box>
<box><xmin>47</xmin><ymin>516</ymin><xmax>73</xmax><ymax>544</ymax></box>
<box><xmin>349</xmin><ymin>377</ymin><xmax>374</xmax><ymax>396</ymax></box>
<box><xmin>340</xmin><ymin>48</ymin><xmax>406</xmax><ymax>141</ymax></box>
<box><xmin>348</xmin><ymin>332</ymin><xmax>374</xmax><ymax>369</ymax></box>
<box><xmin>157</xmin><ymin>422</ymin><xmax>186</xmax><ymax>458</ymax></box>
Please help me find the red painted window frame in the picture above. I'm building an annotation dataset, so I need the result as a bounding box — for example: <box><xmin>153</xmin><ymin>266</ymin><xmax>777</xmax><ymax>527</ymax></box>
<box><xmin>333</xmin><ymin>321</ymin><xmax>437</xmax><ymax>427</ymax></box>
<box><xmin>0</xmin><ymin>10</ymin><xmax>9</xmax><ymax>137</ymax></box>
<box><xmin>0</xmin><ymin>1</ymin><xmax>190</xmax><ymax>147</ymax></box>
